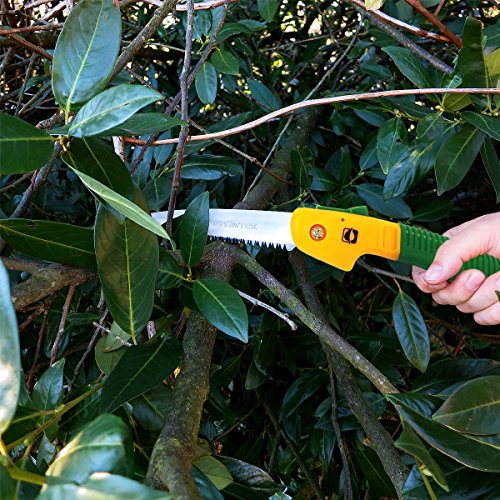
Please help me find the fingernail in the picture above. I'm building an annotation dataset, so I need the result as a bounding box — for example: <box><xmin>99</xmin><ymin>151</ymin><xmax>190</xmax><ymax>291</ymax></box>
<box><xmin>425</xmin><ymin>264</ymin><xmax>442</xmax><ymax>282</ymax></box>
<box><xmin>466</xmin><ymin>272</ymin><xmax>484</xmax><ymax>291</ymax></box>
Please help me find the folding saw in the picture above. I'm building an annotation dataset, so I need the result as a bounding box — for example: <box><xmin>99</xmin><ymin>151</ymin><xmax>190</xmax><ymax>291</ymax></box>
<box><xmin>153</xmin><ymin>206</ymin><xmax>500</xmax><ymax>276</ymax></box>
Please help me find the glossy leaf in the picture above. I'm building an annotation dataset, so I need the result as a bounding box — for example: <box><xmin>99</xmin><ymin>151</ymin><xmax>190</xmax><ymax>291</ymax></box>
<box><xmin>38</xmin><ymin>472</ymin><xmax>169</xmax><ymax>500</ymax></box>
<box><xmin>94</xmin><ymin>189</ymin><xmax>159</xmax><ymax>337</ymax></box>
<box><xmin>392</xmin><ymin>290</ymin><xmax>430</xmax><ymax>372</ymax></box>
<box><xmin>0</xmin><ymin>219</ymin><xmax>96</xmax><ymax>268</ymax></box>
<box><xmin>388</xmin><ymin>393</ymin><xmax>500</xmax><ymax>472</ymax></box>
<box><xmin>376</xmin><ymin>117</ymin><xmax>408</xmax><ymax>174</ymax></box>
<box><xmin>416</xmin><ymin>113</ymin><xmax>447</xmax><ymax>142</ymax></box>
<box><xmin>192</xmin><ymin>467</ymin><xmax>224</xmax><ymax>500</ymax></box>
<box><xmin>62</xmin><ymin>137</ymin><xmax>134</xmax><ymax>198</ymax></box>
<box><xmin>46</xmin><ymin>414</ymin><xmax>131</xmax><ymax>484</ymax></box>
<box><xmin>68</xmin><ymin>85</ymin><xmax>163</xmax><ymax>138</ymax></box>
<box><xmin>0</xmin><ymin>113</ymin><xmax>53</xmax><ymax>174</ymax></box>
<box><xmin>0</xmin><ymin>464</ymin><xmax>17</xmax><ymax>500</ymax></box>
<box><xmin>461</xmin><ymin>112</ymin><xmax>500</xmax><ymax>141</ymax></box>
<box><xmin>181</xmin><ymin>155</ymin><xmax>243</xmax><ymax>180</ymax></box>
<box><xmin>383</xmin><ymin>46</ymin><xmax>440</xmax><ymax>88</ymax></box>
<box><xmin>99</xmin><ymin>113</ymin><xmax>184</xmax><ymax>136</ymax></box>
<box><xmin>395</xmin><ymin>422</ymin><xmax>449</xmax><ymax>491</ymax></box>
<box><xmin>481</xmin><ymin>137</ymin><xmax>500</xmax><ymax>203</ymax></box>
<box><xmin>156</xmin><ymin>249</ymin><xmax>182</xmax><ymax>289</ymax></box>
<box><xmin>257</xmin><ymin>0</ymin><xmax>278</xmax><ymax>22</ymax></box>
<box><xmin>432</xmin><ymin>376</ymin><xmax>500</xmax><ymax>435</ymax></box>
<box><xmin>143</xmin><ymin>176</ymin><xmax>172</xmax><ymax>212</ymax></box>
<box><xmin>0</xmin><ymin>261</ymin><xmax>20</xmax><ymax>435</ymax></box>
<box><xmin>248</xmin><ymin>79</ymin><xmax>281</xmax><ymax>111</ymax></box>
<box><xmin>211</xmin><ymin>49</ymin><xmax>239</xmax><ymax>75</ymax></box>
<box><xmin>179</xmin><ymin>191</ymin><xmax>209</xmax><ymax>267</ymax></box>
<box><xmin>52</xmin><ymin>0</ymin><xmax>121</xmax><ymax>114</ymax></box>
<box><xmin>192</xmin><ymin>278</ymin><xmax>248</xmax><ymax>342</ymax></box>
<box><xmin>32</xmin><ymin>359</ymin><xmax>65</xmax><ymax>413</ymax></box>
<box><xmin>72</xmin><ymin>169</ymin><xmax>170</xmax><ymax>239</ymax></box>
<box><xmin>195</xmin><ymin>62</ymin><xmax>218</xmax><ymax>104</ymax></box>
<box><xmin>195</xmin><ymin>456</ymin><xmax>233</xmax><ymax>490</ymax></box>
<box><xmin>435</xmin><ymin>125</ymin><xmax>485</xmax><ymax>195</ymax></box>
<box><xmin>131</xmin><ymin>385</ymin><xmax>172</xmax><ymax>433</ymax></box>
<box><xmin>100</xmin><ymin>336</ymin><xmax>182</xmax><ymax>413</ymax></box>
<box><xmin>291</xmin><ymin>146</ymin><xmax>313</xmax><ymax>189</ymax></box>
<box><xmin>356</xmin><ymin>183</ymin><xmax>412</xmax><ymax>219</ymax></box>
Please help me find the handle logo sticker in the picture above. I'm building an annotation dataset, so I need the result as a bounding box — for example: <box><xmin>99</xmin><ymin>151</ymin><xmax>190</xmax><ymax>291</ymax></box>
<box><xmin>342</xmin><ymin>228</ymin><xmax>358</xmax><ymax>244</ymax></box>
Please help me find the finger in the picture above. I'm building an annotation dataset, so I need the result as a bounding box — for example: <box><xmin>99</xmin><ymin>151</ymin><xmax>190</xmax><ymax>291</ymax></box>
<box><xmin>431</xmin><ymin>270</ymin><xmax>485</xmax><ymax>306</ymax></box>
<box><xmin>412</xmin><ymin>266</ymin><xmax>448</xmax><ymax>293</ymax></box>
<box><xmin>473</xmin><ymin>301</ymin><xmax>500</xmax><ymax>326</ymax></box>
<box><xmin>455</xmin><ymin>272</ymin><xmax>500</xmax><ymax>313</ymax></box>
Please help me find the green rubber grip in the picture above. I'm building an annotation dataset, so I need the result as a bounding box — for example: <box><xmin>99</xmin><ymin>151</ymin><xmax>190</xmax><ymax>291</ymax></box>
<box><xmin>398</xmin><ymin>224</ymin><xmax>500</xmax><ymax>277</ymax></box>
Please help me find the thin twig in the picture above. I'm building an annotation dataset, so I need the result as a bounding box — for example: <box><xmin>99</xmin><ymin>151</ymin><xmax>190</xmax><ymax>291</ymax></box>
<box><xmin>237</xmin><ymin>289</ymin><xmax>298</xmax><ymax>330</ymax></box>
<box><xmin>0</xmin><ymin>23</ymin><xmax>63</xmax><ymax>35</ymax></box>
<box><xmin>165</xmin><ymin>0</ymin><xmax>195</xmax><ymax>236</ymax></box>
<box><xmin>50</xmin><ymin>285</ymin><xmax>76</xmax><ymax>365</ymax></box>
<box><xmin>15</xmin><ymin>52</ymin><xmax>37</xmax><ymax>116</ymax></box>
<box><xmin>357</xmin><ymin>260</ymin><xmax>414</xmax><ymax>283</ymax></box>
<box><xmin>0</xmin><ymin>173</ymin><xmax>32</xmax><ymax>194</ymax></box>
<box><xmin>26</xmin><ymin>307</ymin><xmax>51</xmax><ymax>391</ymax></box>
<box><xmin>123</xmin><ymin>87</ymin><xmax>499</xmax><ymax>147</ymax></box>
<box><xmin>2</xmin><ymin>31</ymin><xmax>52</xmax><ymax>59</ymax></box>
<box><xmin>0</xmin><ymin>47</ymin><xmax>14</xmax><ymax>76</ymax></box>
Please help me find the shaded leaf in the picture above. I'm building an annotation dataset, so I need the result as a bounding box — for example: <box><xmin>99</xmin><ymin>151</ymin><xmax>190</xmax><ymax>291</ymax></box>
<box><xmin>0</xmin><ymin>464</ymin><xmax>17</xmax><ymax>500</ymax></box>
<box><xmin>180</xmin><ymin>191</ymin><xmax>209</xmax><ymax>267</ymax></box>
<box><xmin>46</xmin><ymin>414</ymin><xmax>131</xmax><ymax>484</ymax></box>
<box><xmin>68</xmin><ymin>85</ymin><xmax>163</xmax><ymax>137</ymax></box>
<box><xmin>257</xmin><ymin>0</ymin><xmax>278</xmax><ymax>22</ymax></box>
<box><xmin>192</xmin><ymin>466</ymin><xmax>224</xmax><ymax>500</ymax></box>
<box><xmin>291</xmin><ymin>146</ymin><xmax>313</xmax><ymax>189</ymax></box>
<box><xmin>100</xmin><ymin>336</ymin><xmax>182</xmax><ymax>413</ymax></box>
<box><xmin>38</xmin><ymin>472</ymin><xmax>169</xmax><ymax>500</ymax></box>
<box><xmin>101</xmin><ymin>113</ymin><xmax>184</xmax><ymax>136</ymax></box>
<box><xmin>395</xmin><ymin>422</ymin><xmax>449</xmax><ymax>491</ymax></box>
<box><xmin>392</xmin><ymin>290</ymin><xmax>430</xmax><ymax>372</ymax></box>
<box><xmin>432</xmin><ymin>376</ymin><xmax>500</xmax><ymax>435</ymax></box>
<box><xmin>461</xmin><ymin>112</ymin><xmax>500</xmax><ymax>141</ymax></box>
<box><xmin>0</xmin><ymin>113</ymin><xmax>53</xmax><ymax>174</ymax></box>
<box><xmin>0</xmin><ymin>219</ymin><xmax>96</xmax><ymax>268</ymax></box>
<box><xmin>0</xmin><ymin>261</ymin><xmax>20</xmax><ymax>435</ymax></box>
<box><xmin>248</xmin><ymin>80</ymin><xmax>281</xmax><ymax>111</ymax></box>
<box><xmin>143</xmin><ymin>176</ymin><xmax>172</xmax><ymax>212</ymax></box>
<box><xmin>131</xmin><ymin>385</ymin><xmax>172</xmax><ymax>433</ymax></box>
<box><xmin>94</xmin><ymin>188</ymin><xmax>159</xmax><ymax>337</ymax></box>
<box><xmin>211</xmin><ymin>49</ymin><xmax>239</xmax><ymax>75</ymax></box>
<box><xmin>156</xmin><ymin>249</ymin><xmax>182</xmax><ymax>289</ymax></box>
<box><xmin>195</xmin><ymin>456</ymin><xmax>233</xmax><ymax>490</ymax></box>
<box><xmin>195</xmin><ymin>62</ymin><xmax>218</xmax><ymax>104</ymax></box>
<box><xmin>481</xmin><ymin>137</ymin><xmax>500</xmax><ymax>203</ymax></box>
<box><xmin>376</xmin><ymin>117</ymin><xmax>408</xmax><ymax>174</ymax></box>
<box><xmin>356</xmin><ymin>183</ymin><xmax>412</xmax><ymax>219</ymax></box>
<box><xmin>52</xmin><ymin>0</ymin><xmax>121</xmax><ymax>114</ymax></box>
<box><xmin>32</xmin><ymin>359</ymin><xmax>65</xmax><ymax>413</ymax></box>
<box><xmin>192</xmin><ymin>279</ymin><xmax>248</xmax><ymax>342</ymax></box>
<box><xmin>435</xmin><ymin>125</ymin><xmax>485</xmax><ymax>195</ymax></box>
<box><xmin>181</xmin><ymin>156</ymin><xmax>243</xmax><ymax>180</ymax></box>
<box><xmin>95</xmin><ymin>339</ymin><xmax>127</xmax><ymax>375</ymax></box>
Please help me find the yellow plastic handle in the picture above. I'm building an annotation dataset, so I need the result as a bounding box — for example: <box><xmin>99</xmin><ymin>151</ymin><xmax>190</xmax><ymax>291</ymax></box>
<box><xmin>290</xmin><ymin>208</ymin><xmax>401</xmax><ymax>271</ymax></box>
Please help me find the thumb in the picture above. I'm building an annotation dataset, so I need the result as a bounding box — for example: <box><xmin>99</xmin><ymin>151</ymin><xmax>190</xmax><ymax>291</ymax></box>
<box><xmin>424</xmin><ymin>227</ymin><xmax>493</xmax><ymax>284</ymax></box>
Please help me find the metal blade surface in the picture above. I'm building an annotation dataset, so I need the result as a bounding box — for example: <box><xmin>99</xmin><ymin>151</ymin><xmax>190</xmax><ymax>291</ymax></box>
<box><xmin>152</xmin><ymin>209</ymin><xmax>295</xmax><ymax>250</ymax></box>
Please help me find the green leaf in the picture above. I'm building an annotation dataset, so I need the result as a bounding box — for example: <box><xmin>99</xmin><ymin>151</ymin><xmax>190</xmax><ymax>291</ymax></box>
<box><xmin>392</xmin><ymin>290</ymin><xmax>430</xmax><ymax>372</ymax></box>
<box><xmin>32</xmin><ymin>359</ymin><xmax>65</xmax><ymax>413</ymax></box>
<box><xmin>0</xmin><ymin>261</ymin><xmax>20</xmax><ymax>436</ymax></box>
<box><xmin>395</xmin><ymin>423</ymin><xmax>449</xmax><ymax>491</ymax></box>
<box><xmin>192</xmin><ymin>278</ymin><xmax>248</xmax><ymax>342</ymax></box>
<box><xmin>195</xmin><ymin>62</ymin><xmax>218</xmax><ymax>104</ymax></box>
<box><xmin>156</xmin><ymin>249</ymin><xmax>182</xmax><ymax>289</ymax></box>
<box><xmin>46</xmin><ymin>414</ymin><xmax>131</xmax><ymax>484</ymax></box>
<box><xmin>377</xmin><ymin>117</ymin><xmax>408</xmax><ymax>174</ymax></box>
<box><xmin>72</xmin><ymin>169</ymin><xmax>170</xmax><ymax>240</ymax></box>
<box><xmin>0</xmin><ymin>464</ymin><xmax>17</xmax><ymax>500</ymax></box>
<box><xmin>257</xmin><ymin>0</ymin><xmax>278</xmax><ymax>22</ymax></box>
<box><xmin>192</xmin><ymin>467</ymin><xmax>224</xmax><ymax>500</ymax></box>
<box><xmin>195</xmin><ymin>456</ymin><xmax>233</xmax><ymax>490</ymax></box>
<box><xmin>100</xmin><ymin>336</ymin><xmax>182</xmax><ymax>413</ymax></box>
<box><xmin>0</xmin><ymin>219</ymin><xmax>96</xmax><ymax>268</ymax></box>
<box><xmin>95</xmin><ymin>339</ymin><xmax>127</xmax><ymax>375</ymax></box>
<box><xmin>481</xmin><ymin>137</ymin><xmax>500</xmax><ymax>203</ymax></box>
<box><xmin>432</xmin><ymin>376</ymin><xmax>500</xmax><ymax>435</ymax></box>
<box><xmin>416</xmin><ymin>113</ymin><xmax>447</xmax><ymax>142</ymax></box>
<box><xmin>94</xmin><ymin>189</ymin><xmax>159</xmax><ymax>337</ymax></box>
<box><xmin>383</xmin><ymin>46</ymin><xmax>441</xmax><ymax>88</ymax></box>
<box><xmin>179</xmin><ymin>191</ymin><xmax>209</xmax><ymax>267</ymax></box>
<box><xmin>52</xmin><ymin>0</ymin><xmax>121</xmax><ymax>114</ymax></box>
<box><xmin>365</xmin><ymin>0</ymin><xmax>385</xmax><ymax>9</ymax></box>
<box><xmin>181</xmin><ymin>155</ymin><xmax>243</xmax><ymax>180</ymax></box>
<box><xmin>310</xmin><ymin>167</ymin><xmax>336</xmax><ymax>191</ymax></box>
<box><xmin>211</xmin><ymin>49</ymin><xmax>239</xmax><ymax>75</ymax></box>
<box><xmin>38</xmin><ymin>472</ymin><xmax>170</xmax><ymax>500</ymax></box>
<box><xmin>0</xmin><ymin>113</ymin><xmax>53</xmax><ymax>174</ymax></box>
<box><xmin>388</xmin><ymin>393</ymin><xmax>500</xmax><ymax>472</ymax></box>
<box><xmin>291</xmin><ymin>146</ymin><xmax>313</xmax><ymax>189</ymax></box>
<box><xmin>101</xmin><ymin>113</ymin><xmax>185</xmax><ymax>136</ymax></box>
<box><xmin>435</xmin><ymin>125</ymin><xmax>485</xmax><ymax>195</ymax></box>
<box><xmin>143</xmin><ymin>176</ymin><xmax>172</xmax><ymax>212</ymax></box>
<box><xmin>461</xmin><ymin>112</ymin><xmax>500</xmax><ymax>141</ymax></box>
<box><xmin>131</xmin><ymin>385</ymin><xmax>172</xmax><ymax>433</ymax></box>
<box><xmin>68</xmin><ymin>85</ymin><xmax>163</xmax><ymax>138</ymax></box>
<box><xmin>63</xmin><ymin>137</ymin><xmax>134</xmax><ymax>198</ymax></box>
<box><xmin>102</xmin><ymin>322</ymin><xmax>131</xmax><ymax>352</ymax></box>
<box><xmin>356</xmin><ymin>183</ymin><xmax>412</xmax><ymax>219</ymax></box>
<box><xmin>248</xmin><ymin>79</ymin><xmax>281</xmax><ymax>111</ymax></box>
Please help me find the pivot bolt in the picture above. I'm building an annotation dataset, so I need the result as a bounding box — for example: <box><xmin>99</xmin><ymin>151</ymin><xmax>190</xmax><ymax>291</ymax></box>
<box><xmin>310</xmin><ymin>224</ymin><xmax>326</xmax><ymax>241</ymax></box>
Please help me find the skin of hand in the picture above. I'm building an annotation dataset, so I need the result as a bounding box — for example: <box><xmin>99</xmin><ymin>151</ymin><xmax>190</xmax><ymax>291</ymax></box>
<box><xmin>412</xmin><ymin>213</ymin><xmax>500</xmax><ymax>326</ymax></box>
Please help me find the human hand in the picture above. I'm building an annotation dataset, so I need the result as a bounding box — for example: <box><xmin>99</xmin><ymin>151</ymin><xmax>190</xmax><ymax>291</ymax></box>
<box><xmin>412</xmin><ymin>213</ymin><xmax>500</xmax><ymax>326</ymax></box>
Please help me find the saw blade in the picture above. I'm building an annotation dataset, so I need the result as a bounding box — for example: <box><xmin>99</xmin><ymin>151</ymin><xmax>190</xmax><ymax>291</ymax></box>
<box><xmin>152</xmin><ymin>209</ymin><xmax>295</xmax><ymax>250</ymax></box>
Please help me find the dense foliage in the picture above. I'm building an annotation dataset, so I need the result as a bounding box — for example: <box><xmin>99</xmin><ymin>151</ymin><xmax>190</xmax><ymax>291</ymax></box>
<box><xmin>0</xmin><ymin>0</ymin><xmax>499</xmax><ymax>498</ymax></box>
